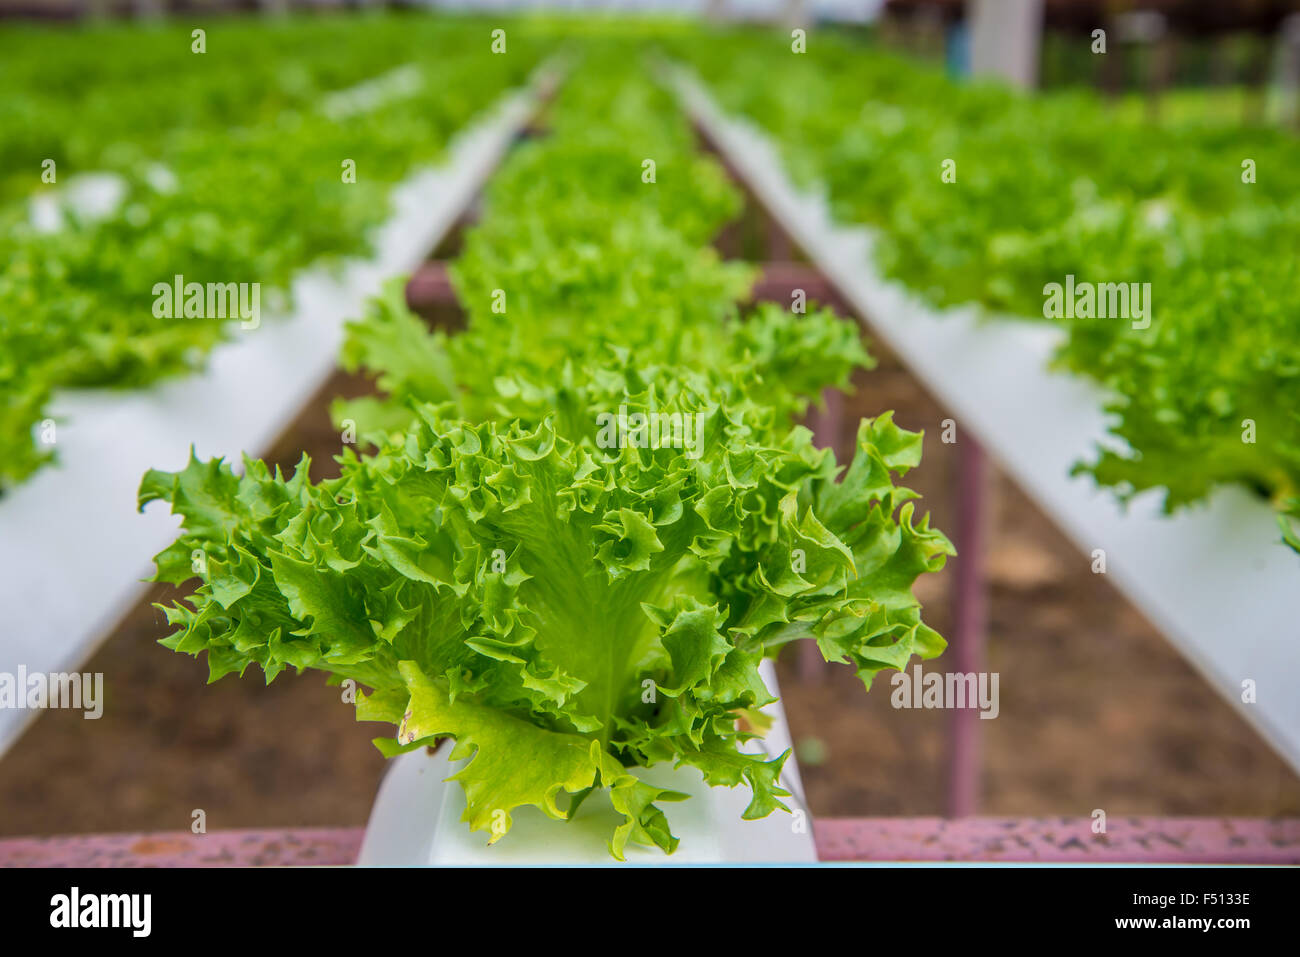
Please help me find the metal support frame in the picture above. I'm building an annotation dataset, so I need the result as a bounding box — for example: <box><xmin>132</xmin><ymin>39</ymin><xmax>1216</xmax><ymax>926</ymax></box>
<box><xmin>967</xmin><ymin>0</ymin><xmax>1045</xmax><ymax>89</ymax></box>
<box><xmin>6</xmin><ymin>819</ymin><xmax>1298</xmax><ymax>865</ymax></box>
<box><xmin>947</xmin><ymin>436</ymin><xmax>988</xmax><ymax>817</ymax></box>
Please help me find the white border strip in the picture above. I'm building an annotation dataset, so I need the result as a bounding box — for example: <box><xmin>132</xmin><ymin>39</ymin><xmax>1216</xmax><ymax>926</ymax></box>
<box><xmin>0</xmin><ymin>79</ymin><xmax>543</xmax><ymax>760</ymax></box>
<box><xmin>671</xmin><ymin>68</ymin><xmax>1300</xmax><ymax>776</ymax></box>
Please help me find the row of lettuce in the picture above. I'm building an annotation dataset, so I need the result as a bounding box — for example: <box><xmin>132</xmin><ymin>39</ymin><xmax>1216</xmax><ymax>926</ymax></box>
<box><xmin>1</xmin><ymin>16</ymin><xmax>438</xmax><ymax>205</ymax></box>
<box><xmin>139</xmin><ymin>47</ymin><xmax>951</xmax><ymax>858</ymax></box>
<box><xmin>677</xmin><ymin>29</ymin><xmax>1300</xmax><ymax>551</ymax></box>
<box><xmin>0</xmin><ymin>15</ymin><xmax>541</xmax><ymax>492</ymax></box>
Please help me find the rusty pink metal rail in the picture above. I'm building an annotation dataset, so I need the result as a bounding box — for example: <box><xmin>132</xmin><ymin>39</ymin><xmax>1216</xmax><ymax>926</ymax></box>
<box><xmin>947</xmin><ymin>439</ymin><xmax>989</xmax><ymax>818</ymax></box>
<box><xmin>3</xmin><ymin>818</ymin><xmax>1297</xmax><ymax>866</ymax></box>
<box><xmin>815</xmin><ymin>817</ymin><xmax>1300</xmax><ymax>864</ymax></box>
<box><xmin>0</xmin><ymin>829</ymin><xmax>364</xmax><ymax>868</ymax></box>
<box><xmin>404</xmin><ymin>260</ymin><xmax>848</xmax><ymax>316</ymax></box>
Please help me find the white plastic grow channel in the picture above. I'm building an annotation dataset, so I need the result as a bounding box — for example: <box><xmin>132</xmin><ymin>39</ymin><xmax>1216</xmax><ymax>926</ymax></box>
<box><xmin>0</xmin><ymin>75</ymin><xmax>549</xmax><ymax>760</ymax></box>
<box><xmin>28</xmin><ymin>172</ymin><xmax>129</xmax><ymax>234</ymax></box>
<box><xmin>670</xmin><ymin>68</ymin><xmax>1300</xmax><ymax>776</ymax></box>
<box><xmin>357</xmin><ymin>660</ymin><xmax>818</xmax><ymax>865</ymax></box>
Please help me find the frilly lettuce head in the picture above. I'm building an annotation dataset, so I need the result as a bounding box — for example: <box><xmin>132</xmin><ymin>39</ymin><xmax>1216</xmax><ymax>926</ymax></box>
<box><xmin>140</xmin><ymin>357</ymin><xmax>951</xmax><ymax>858</ymax></box>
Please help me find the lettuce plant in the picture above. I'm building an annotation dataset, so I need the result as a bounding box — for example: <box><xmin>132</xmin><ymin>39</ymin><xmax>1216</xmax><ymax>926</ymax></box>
<box><xmin>141</xmin><ymin>368</ymin><xmax>950</xmax><ymax>857</ymax></box>
<box><xmin>139</xmin><ymin>45</ymin><xmax>951</xmax><ymax>858</ymax></box>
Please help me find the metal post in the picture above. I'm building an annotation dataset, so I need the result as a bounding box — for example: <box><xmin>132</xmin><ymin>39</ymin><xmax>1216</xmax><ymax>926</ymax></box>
<box><xmin>1114</xmin><ymin>11</ymin><xmax>1170</xmax><ymax>123</ymax></box>
<box><xmin>1243</xmin><ymin>34</ymin><xmax>1269</xmax><ymax>125</ymax></box>
<box><xmin>1278</xmin><ymin>15</ymin><xmax>1300</xmax><ymax>131</ymax></box>
<box><xmin>783</xmin><ymin>0</ymin><xmax>808</xmax><ymax>33</ymax></box>
<box><xmin>947</xmin><ymin>435</ymin><xmax>988</xmax><ymax>817</ymax></box>
<box><xmin>967</xmin><ymin>0</ymin><xmax>1045</xmax><ymax>89</ymax></box>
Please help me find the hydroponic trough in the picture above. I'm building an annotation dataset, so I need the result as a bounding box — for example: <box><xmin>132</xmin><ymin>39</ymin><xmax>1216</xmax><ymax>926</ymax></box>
<box><xmin>670</xmin><ymin>66</ymin><xmax>1300</xmax><ymax>777</ymax></box>
<box><xmin>0</xmin><ymin>74</ymin><xmax>549</xmax><ymax>759</ymax></box>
